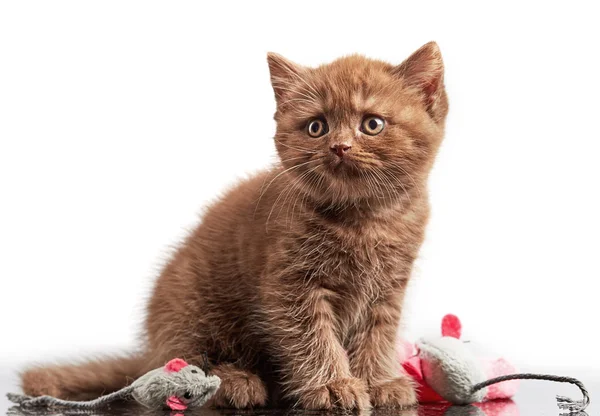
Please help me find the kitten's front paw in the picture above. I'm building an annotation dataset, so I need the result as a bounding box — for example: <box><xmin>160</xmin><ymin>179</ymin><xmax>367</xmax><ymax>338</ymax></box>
<box><xmin>298</xmin><ymin>377</ymin><xmax>370</xmax><ymax>410</ymax></box>
<box><xmin>369</xmin><ymin>376</ymin><xmax>417</xmax><ymax>408</ymax></box>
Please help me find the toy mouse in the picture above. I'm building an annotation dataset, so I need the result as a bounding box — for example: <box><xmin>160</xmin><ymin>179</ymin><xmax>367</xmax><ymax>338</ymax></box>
<box><xmin>8</xmin><ymin>358</ymin><xmax>221</xmax><ymax>411</ymax></box>
<box><xmin>400</xmin><ymin>314</ymin><xmax>590</xmax><ymax>413</ymax></box>
<box><xmin>401</xmin><ymin>314</ymin><xmax>519</xmax><ymax>404</ymax></box>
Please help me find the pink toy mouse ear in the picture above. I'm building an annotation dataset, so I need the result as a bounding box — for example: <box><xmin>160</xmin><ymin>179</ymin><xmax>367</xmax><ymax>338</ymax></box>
<box><xmin>165</xmin><ymin>358</ymin><xmax>189</xmax><ymax>373</ymax></box>
<box><xmin>441</xmin><ymin>314</ymin><xmax>462</xmax><ymax>338</ymax></box>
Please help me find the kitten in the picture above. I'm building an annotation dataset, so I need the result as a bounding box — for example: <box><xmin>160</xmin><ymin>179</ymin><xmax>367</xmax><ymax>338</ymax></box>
<box><xmin>21</xmin><ymin>42</ymin><xmax>448</xmax><ymax>410</ymax></box>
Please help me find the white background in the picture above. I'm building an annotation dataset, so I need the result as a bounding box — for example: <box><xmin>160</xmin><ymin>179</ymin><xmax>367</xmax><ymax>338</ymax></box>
<box><xmin>1</xmin><ymin>0</ymin><xmax>599</xmax><ymax>385</ymax></box>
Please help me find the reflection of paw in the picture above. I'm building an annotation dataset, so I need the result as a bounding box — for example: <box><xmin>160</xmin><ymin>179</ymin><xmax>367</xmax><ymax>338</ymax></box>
<box><xmin>208</xmin><ymin>369</ymin><xmax>267</xmax><ymax>408</ymax></box>
<box><xmin>298</xmin><ymin>377</ymin><xmax>370</xmax><ymax>410</ymax></box>
<box><xmin>369</xmin><ymin>376</ymin><xmax>417</xmax><ymax>408</ymax></box>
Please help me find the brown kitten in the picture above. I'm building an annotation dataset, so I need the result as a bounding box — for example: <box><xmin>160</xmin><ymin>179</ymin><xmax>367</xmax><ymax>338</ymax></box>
<box><xmin>21</xmin><ymin>42</ymin><xmax>448</xmax><ymax>410</ymax></box>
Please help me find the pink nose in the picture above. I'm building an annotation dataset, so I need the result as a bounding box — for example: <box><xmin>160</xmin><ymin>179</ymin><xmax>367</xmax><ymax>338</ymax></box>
<box><xmin>330</xmin><ymin>144</ymin><xmax>351</xmax><ymax>158</ymax></box>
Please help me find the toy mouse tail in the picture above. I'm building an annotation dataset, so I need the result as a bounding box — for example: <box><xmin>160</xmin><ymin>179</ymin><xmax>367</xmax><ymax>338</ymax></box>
<box><xmin>20</xmin><ymin>353</ymin><xmax>149</xmax><ymax>401</ymax></box>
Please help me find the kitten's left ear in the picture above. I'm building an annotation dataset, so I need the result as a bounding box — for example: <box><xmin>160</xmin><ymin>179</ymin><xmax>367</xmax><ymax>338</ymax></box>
<box><xmin>394</xmin><ymin>42</ymin><xmax>445</xmax><ymax>109</ymax></box>
<box><xmin>267</xmin><ymin>53</ymin><xmax>307</xmax><ymax>105</ymax></box>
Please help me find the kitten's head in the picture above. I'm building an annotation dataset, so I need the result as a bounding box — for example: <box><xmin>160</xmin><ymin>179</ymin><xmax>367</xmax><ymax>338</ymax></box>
<box><xmin>267</xmin><ymin>42</ymin><xmax>448</xmax><ymax>209</ymax></box>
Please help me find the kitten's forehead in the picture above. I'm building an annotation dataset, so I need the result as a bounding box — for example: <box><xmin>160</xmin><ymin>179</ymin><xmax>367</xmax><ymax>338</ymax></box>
<box><xmin>297</xmin><ymin>57</ymin><xmax>402</xmax><ymax>119</ymax></box>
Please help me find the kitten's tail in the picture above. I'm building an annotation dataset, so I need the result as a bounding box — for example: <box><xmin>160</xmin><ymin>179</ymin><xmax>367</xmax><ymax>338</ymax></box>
<box><xmin>20</xmin><ymin>354</ymin><xmax>149</xmax><ymax>400</ymax></box>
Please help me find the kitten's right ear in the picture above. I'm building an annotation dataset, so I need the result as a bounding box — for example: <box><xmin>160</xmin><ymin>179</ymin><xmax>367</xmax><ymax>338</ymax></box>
<box><xmin>267</xmin><ymin>53</ymin><xmax>306</xmax><ymax>104</ymax></box>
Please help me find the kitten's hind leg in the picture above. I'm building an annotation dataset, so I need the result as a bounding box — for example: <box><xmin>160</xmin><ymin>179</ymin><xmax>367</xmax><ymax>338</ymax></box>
<box><xmin>206</xmin><ymin>363</ymin><xmax>268</xmax><ymax>409</ymax></box>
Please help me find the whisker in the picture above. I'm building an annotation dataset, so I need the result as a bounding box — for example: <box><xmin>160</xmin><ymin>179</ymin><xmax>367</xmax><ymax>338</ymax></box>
<box><xmin>270</xmin><ymin>80</ymin><xmax>319</xmax><ymax>101</ymax></box>
<box><xmin>274</xmin><ymin>139</ymin><xmax>318</xmax><ymax>154</ymax></box>
<box><xmin>278</xmin><ymin>155</ymin><xmax>313</xmax><ymax>164</ymax></box>
<box><xmin>368</xmin><ymin>168</ymin><xmax>389</xmax><ymax>202</ymax></box>
<box><xmin>280</xmin><ymin>71</ymin><xmax>322</xmax><ymax>100</ymax></box>
<box><xmin>255</xmin><ymin>160</ymin><xmax>315</xmax><ymax>219</ymax></box>
<box><xmin>374</xmin><ymin>166</ymin><xmax>406</xmax><ymax>208</ymax></box>
<box><xmin>265</xmin><ymin>159</ymin><xmax>323</xmax><ymax>229</ymax></box>
<box><xmin>386</xmin><ymin>161</ymin><xmax>423</xmax><ymax>198</ymax></box>
<box><xmin>285</xmin><ymin>165</ymin><xmax>321</xmax><ymax>226</ymax></box>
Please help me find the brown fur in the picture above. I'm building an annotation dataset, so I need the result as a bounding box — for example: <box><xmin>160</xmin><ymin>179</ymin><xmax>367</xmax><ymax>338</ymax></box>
<box><xmin>21</xmin><ymin>42</ymin><xmax>448</xmax><ymax>410</ymax></box>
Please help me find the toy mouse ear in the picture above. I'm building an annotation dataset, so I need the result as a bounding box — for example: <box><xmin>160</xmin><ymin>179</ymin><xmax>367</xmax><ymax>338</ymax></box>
<box><xmin>165</xmin><ymin>358</ymin><xmax>189</xmax><ymax>373</ymax></box>
<box><xmin>441</xmin><ymin>314</ymin><xmax>462</xmax><ymax>338</ymax></box>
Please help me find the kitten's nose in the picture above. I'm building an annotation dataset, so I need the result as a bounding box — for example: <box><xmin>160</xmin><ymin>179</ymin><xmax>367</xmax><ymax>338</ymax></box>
<box><xmin>330</xmin><ymin>144</ymin><xmax>352</xmax><ymax>158</ymax></box>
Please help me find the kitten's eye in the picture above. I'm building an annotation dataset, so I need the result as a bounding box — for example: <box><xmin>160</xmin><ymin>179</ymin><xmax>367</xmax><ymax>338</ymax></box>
<box><xmin>361</xmin><ymin>116</ymin><xmax>385</xmax><ymax>136</ymax></box>
<box><xmin>307</xmin><ymin>119</ymin><xmax>328</xmax><ymax>138</ymax></box>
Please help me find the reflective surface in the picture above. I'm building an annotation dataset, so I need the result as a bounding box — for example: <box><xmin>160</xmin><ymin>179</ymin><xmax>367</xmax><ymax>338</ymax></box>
<box><xmin>2</xmin><ymin>368</ymin><xmax>596</xmax><ymax>416</ymax></box>
<box><xmin>2</xmin><ymin>404</ymin><xmax>514</xmax><ymax>416</ymax></box>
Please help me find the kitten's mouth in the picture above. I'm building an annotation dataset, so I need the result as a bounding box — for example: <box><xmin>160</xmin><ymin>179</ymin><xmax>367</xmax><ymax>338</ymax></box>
<box><xmin>329</xmin><ymin>157</ymin><xmax>361</xmax><ymax>176</ymax></box>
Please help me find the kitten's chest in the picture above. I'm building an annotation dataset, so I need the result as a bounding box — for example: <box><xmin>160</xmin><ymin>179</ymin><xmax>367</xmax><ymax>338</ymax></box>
<box><xmin>290</xmin><ymin>210</ymin><xmax>426</xmax><ymax>329</ymax></box>
<box><xmin>296</xmin><ymin>220</ymin><xmax>415</xmax><ymax>293</ymax></box>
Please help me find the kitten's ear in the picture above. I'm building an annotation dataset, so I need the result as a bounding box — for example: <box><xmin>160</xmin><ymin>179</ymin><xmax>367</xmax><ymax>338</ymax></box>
<box><xmin>267</xmin><ymin>53</ymin><xmax>307</xmax><ymax>104</ymax></box>
<box><xmin>394</xmin><ymin>42</ymin><xmax>445</xmax><ymax>107</ymax></box>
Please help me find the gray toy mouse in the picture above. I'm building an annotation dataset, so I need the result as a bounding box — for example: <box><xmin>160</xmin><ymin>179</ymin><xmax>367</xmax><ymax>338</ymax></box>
<box><xmin>8</xmin><ymin>358</ymin><xmax>221</xmax><ymax>411</ymax></box>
